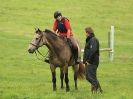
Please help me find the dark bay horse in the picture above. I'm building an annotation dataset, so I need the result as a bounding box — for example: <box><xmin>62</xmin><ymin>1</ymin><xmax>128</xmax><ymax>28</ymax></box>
<box><xmin>28</xmin><ymin>28</ymin><xmax>85</xmax><ymax>92</ymax></box>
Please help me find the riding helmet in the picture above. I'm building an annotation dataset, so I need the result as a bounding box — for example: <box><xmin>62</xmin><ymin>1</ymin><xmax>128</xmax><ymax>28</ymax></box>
<box><xmin>54</xmin><ymin>11</ymin><xmax>62</xmax><ymax>19</ymax></box>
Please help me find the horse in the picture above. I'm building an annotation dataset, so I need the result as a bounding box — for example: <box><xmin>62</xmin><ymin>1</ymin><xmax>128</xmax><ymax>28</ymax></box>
<box><xmin>28</xmin><ymin>28</ymin><xmax>85</xmax><ymax>92</ymax></box>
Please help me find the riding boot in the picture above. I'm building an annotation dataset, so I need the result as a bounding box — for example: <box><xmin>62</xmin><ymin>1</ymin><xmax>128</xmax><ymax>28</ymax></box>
<box><xmin>74</xmin><ymin>48</ymin><xmax>80</xmax><ymax>64</ymax></box>
<box><xmin>67</xmin><ymin>37</ymin><xmax>80</xmax><ymax>64</ymax></box>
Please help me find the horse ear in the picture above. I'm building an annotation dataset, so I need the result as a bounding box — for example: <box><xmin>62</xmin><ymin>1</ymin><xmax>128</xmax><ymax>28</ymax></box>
<box><xmin>36</xmin><ymin>28</ymin><xmax>42</xmax><ymax>35</ymax></box>
<box><xmin>34</xmin><ymin>28</ymin><xmax>37</xmax><ymax>34</ymax></box>
<box><xmin>38</xmin><ymin>28</ymin><xmax>41</xmax><ymax>32</ymax></box>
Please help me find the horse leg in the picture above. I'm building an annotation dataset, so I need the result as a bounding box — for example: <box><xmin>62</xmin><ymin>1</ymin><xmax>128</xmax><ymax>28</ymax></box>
<box><xmin>60</xmin><ymin>68</ymin><xmax>64</xmax><ymax>89</ymax></box>
<box><xmin>73</xmin><ymin>64</ymin><xmax>79</xmax><ymax>90</ymax></box>
<box><xmin>50</xmin><ymin>64</ymin><xmax>56</xmax><ymax>91</ymax></box>
<box><xmin>64</xmin><ymin>66</ymin><xmax>70</xmax><ymax>92</ymax></box>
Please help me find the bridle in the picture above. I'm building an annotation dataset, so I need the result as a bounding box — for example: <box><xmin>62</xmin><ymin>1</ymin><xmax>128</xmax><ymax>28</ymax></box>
<box><xmin>30</xmin><ymin>33</ymin><xmax>43</xmax><ymax>49</ymax></box>
<box><xmin>29</xmin><ymin>32</ymin><xmax>48</xmax><ymax>61</ymax></box>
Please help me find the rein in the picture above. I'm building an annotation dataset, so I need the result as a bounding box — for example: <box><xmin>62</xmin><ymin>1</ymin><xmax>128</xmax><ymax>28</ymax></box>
<box><xmin>35</xmin><ymin>49</ymin><xmax>49</xmax><ymax>61</ymax></box>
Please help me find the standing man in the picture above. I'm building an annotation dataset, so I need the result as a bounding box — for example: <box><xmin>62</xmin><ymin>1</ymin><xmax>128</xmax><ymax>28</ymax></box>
<box><xmin>83</xmin><ymin>26</ymin><xmax>103</xmax><ymax>93</ymax></box>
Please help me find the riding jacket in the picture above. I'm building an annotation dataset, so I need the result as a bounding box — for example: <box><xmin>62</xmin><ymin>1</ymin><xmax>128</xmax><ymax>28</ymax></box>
<box><xmin>83</xmin><ymin>33</ymin><xmax>99</xmax><ymax>65</ymax></box>
<box><xmin>53</xmin><ymin>17</ymin><xmax>73</xmax><ymax>38</ymax></box>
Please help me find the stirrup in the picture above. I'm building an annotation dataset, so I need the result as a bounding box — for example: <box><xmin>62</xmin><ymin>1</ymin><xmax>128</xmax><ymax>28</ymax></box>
<box><xmin>44</xmin><ymin>59</ymin><xmax>49</xmax><ymax>63</ymax></box>
<box><xmin>75</xmin><ymin>59</ymin><xmax>80</xmax><ymax>64</ymax></box>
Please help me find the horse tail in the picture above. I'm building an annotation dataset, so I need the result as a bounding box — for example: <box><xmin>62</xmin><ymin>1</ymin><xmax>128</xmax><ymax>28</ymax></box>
<box><xmin>77</xmin><ymin>62</ymin><xmax>85</xmax><ymax>79</ymax></box>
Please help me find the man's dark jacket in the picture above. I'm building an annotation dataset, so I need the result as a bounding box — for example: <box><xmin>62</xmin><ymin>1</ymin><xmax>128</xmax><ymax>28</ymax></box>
<box><xmin>83</xmin><ymin>33</ymin><xmax>99</xmax><ymax>65</ymax></box>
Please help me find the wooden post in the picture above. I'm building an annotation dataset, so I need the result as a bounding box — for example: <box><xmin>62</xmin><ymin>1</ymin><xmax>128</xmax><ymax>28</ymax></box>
<box><xmin>108</xmin><ymin>25</ymin><xmax>114</xmax><ymax>61</ymax></box>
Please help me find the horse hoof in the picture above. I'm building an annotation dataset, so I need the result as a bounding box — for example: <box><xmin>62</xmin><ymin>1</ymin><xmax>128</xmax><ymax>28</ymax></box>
<box><xmin>53</xmin><ymin>88</ymin><xmax>57</xmax><ymax>91</ymax></box>
<box><xmin>61</xmin><ymin>86</ymin><xmax>64</xmax><ymax>89</ymax></box>
<box><xmin>66</xmin><ymin>88</ymin><xmax>70</xmax><ymax>92</ymax></box>
<box><xmin>99</xmin><ymin>89</ymin><xmax>103</xmax><ymax>93</ymax></box>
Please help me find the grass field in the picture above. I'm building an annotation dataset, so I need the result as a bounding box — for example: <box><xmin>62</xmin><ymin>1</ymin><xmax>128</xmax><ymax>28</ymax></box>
<box><xmin>0</xmin><ymin>0</ymin><xmax>133</xmax><ymax>99</ymax></box>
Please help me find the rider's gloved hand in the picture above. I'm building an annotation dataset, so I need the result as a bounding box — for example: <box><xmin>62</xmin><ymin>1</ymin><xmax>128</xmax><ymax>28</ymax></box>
<box><xmin>67</xmin><ymin>38</ymin><xmax>71</xmax><ymax>43</ymax></box>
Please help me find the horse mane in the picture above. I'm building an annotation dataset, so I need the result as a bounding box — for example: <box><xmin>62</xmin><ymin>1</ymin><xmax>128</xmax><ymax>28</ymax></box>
<box><xmin>44</xmin><ymin>29</ymin><xmax>52</xmax><ymax>33</ymax></box>
<box><xmin>44</xmin><ymin>29</ymin><xmax>59</xmax><ymax>41</ymax></box>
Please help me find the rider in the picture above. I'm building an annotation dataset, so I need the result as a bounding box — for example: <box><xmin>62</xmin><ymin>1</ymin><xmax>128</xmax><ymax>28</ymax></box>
<box><xmin>45</xmin><ymin>11</ymin><xmax>80</xmax><ymax>64</ymax></box>
<box><xmin>53</xmin><ymin>11</ymin><xmax>80</xmax><ymax>64</ymax></box>
<box><xmin>53</xmin><ymin>11</ymin><xmax>73</xmax><ymax>39</ymax></box>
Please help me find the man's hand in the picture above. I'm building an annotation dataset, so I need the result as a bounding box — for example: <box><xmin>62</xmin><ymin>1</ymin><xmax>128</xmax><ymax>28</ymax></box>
<box><xmin>67</xmin><ymin>38</ymin><xmax>72</xmax><ymax>46</ymax></box>
<box><xmin>83</xmin><ymin>60</ymin><xmax>90</xmax><ymax>65</ymax></box>
<box><xmin>85</xmin><ymin>61</ymin><xmax>90</xmax><ymax>65</ymax></box>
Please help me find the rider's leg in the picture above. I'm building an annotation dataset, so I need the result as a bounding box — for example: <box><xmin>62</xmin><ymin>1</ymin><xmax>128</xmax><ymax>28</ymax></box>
<box><xmin>69</xmin><ymin>36</ymin><xmax>81</xmax><ymax>64</ymax></box>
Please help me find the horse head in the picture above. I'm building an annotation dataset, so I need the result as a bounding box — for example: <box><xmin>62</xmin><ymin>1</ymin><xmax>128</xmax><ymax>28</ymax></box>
<box><xmin>28</xmin><ymin>28</ymin><xmax>46</xmax><ymax>53</ymax></box>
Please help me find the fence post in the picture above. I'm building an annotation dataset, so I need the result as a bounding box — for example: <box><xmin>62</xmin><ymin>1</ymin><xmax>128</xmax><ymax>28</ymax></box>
<box><xmin>108</xmin><ymin>25</ymin><xmax>114</xmax><ymax>61</ymax></box>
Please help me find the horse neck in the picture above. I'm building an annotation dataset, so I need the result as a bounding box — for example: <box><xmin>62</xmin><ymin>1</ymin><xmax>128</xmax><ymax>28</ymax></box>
<box><xmin>44</xmin><ymin>35</ymin><xmax>67</xmax><ymax>56</ymax></box>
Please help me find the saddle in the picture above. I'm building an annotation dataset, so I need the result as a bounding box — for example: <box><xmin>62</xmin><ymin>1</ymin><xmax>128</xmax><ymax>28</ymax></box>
<box><xmin>59</xmin><ymin>36</ymin><xmax>79</xmax><ymax>64</ymax></box>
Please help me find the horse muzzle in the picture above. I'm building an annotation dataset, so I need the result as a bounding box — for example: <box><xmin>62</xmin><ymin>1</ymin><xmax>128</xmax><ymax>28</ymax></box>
<box><xmin>28</xmin><ymin>48</ymin><xmax>35</xmax><ymax>54</ymax></box>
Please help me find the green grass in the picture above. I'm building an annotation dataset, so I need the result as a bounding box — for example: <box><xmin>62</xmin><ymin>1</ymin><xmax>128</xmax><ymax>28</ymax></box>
<box><xmin>0</xmin><ymin>0</ymin><xmax>133</xmax><ymax>99</ymax></box>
